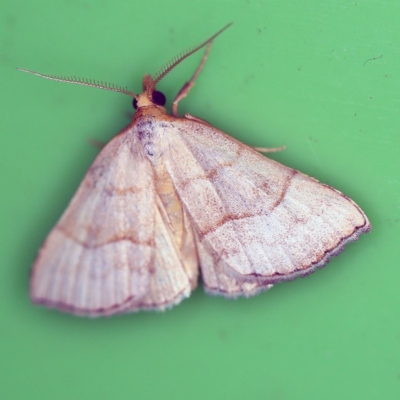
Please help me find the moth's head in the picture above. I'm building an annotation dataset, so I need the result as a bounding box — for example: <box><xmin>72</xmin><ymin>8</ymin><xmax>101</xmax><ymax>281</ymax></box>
<box><xmin>132</xmin><ymin>74</ymin><xmax>166</xmax><ymax>110</ymax></box>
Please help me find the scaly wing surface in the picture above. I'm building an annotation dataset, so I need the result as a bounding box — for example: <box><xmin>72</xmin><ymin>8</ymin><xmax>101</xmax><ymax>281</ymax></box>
<box><xmin>164</xmin><ymin>117</ymin><xmax>371</xmax><ymax>297</ymax></box>
<box><xmin>31</xmin><ymin>128</ymin><xmax>192</xmax><ymax>316</ymax></box>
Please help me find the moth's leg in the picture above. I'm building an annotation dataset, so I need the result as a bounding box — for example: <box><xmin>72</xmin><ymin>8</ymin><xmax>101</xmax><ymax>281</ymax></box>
<box><xmin>172</xmin><ymin>42</ymin><xmax>213</xmax><ymax>118</ymax></box>
<box><xmin>253</xmin><ymin>145</ymin><xmax>286</xmax><ymax>153</ymax></box>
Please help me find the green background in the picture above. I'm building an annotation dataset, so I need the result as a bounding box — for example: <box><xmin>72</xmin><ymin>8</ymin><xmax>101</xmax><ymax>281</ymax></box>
<box><xmin>1</xmin><ymin>1</ymin><xmax>399</xmax><ymax>399</ymax></box>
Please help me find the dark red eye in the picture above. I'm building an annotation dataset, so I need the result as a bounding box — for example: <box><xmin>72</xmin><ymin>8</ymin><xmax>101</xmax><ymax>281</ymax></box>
<box><xmin>132</xmin><ymin>91</ymin><xmax>166</xmax><ymax>110</ymax></box>
<box><xmin>152</xmin><ymin>91</ymin><xmax>166</xmax><ymax>106</ymax></box>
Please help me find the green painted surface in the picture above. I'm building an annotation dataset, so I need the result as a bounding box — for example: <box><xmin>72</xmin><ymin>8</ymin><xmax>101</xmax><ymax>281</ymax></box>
<box><xmin>1</xmin><ymin>1</ymin><xmax>399</xmax><ymax>399</ymax></box>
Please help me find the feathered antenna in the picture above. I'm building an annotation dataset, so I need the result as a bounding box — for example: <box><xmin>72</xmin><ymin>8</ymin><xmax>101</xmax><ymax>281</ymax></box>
<box><xmin>152</xmin><ymin>23</ymin><xmax>232</xmax><ymax>85</ymax></box>
<box><xmin>17</xmin><ymin>24</ymin><xmax>232</xmax><ymax>99</ymax></box>
<box><xmin>17</xmin><ymin>68</ymin><xmax>137</xmax><ymax>98</ymax></box>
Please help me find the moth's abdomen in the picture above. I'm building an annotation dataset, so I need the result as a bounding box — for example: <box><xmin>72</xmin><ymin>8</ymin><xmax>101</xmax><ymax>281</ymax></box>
<box><xmin>153</xmin><ymin>162</ymin><xmax>199</xmax><ymax>289</ymax></box>
<box><xmin>153</xmin><ymin>163</ymin><xmax>184</xmax><ymax>248</ymax></box>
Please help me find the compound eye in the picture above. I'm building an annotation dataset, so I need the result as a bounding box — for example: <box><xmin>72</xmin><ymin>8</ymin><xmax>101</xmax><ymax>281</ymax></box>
<box><xmin>132</xmin><ymin>98</ymin><xmax>138</xmax><ymax>109</ymax></box>
<box><xmin>152</xmin><ymin>91</ymin><xmax>166</xmax><ymax>106</ymax></box>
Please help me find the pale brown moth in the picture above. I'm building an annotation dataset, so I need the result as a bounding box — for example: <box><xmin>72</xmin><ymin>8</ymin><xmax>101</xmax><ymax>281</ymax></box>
<box><xmin>19</xmin><ymin>24</ymin><xmax>371</xmax><ymax>316</ymax></box>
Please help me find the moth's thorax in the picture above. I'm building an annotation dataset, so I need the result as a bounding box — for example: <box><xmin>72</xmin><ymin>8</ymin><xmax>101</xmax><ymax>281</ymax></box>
<box><xmin>133</xmin><ymin>105</ymin><xmax>172</xmax><ymax>162</ymax></box>
<box><xmin>133</xmin><ymin>103</ymin><xmax>168</xmax><ymax>121</ymax></box>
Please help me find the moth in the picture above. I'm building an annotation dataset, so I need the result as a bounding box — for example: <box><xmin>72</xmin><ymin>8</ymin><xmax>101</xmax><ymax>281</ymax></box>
<box><xmin>20</xmin><ymin>24</ymin><xmax>371</xmax><ymax>316</ymax></box>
